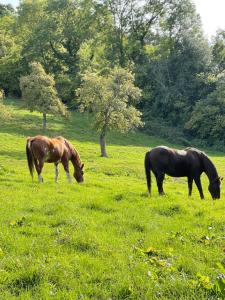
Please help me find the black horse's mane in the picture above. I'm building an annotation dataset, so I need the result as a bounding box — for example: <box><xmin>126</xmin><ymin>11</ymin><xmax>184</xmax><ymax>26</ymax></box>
<box><xmin>184</xmin><ymin>147</ymin><xmax>206</xmax><ymax>156</ymax></box>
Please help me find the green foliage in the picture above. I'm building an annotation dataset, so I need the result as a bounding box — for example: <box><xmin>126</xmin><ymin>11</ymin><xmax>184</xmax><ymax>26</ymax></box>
<box><xmin>78</xmin><ymin>67</ymin><xmax>143</xmax><ymax>133</ymax></box>
<box><xmin>20</xmin><ymin>62</ymin><xmax>67</xmax><ymax>128</ymax></box>
<box><xmin>186</xmin><ymin>72</ymin><xmax>225</xmax><ymax>147</ymax></box>
<box><xmin>141</xmin><ymin>0</ymin><xmax>211</xmax><ymax>125</ymax></box>
<box><xmin>212</xmin><ymin>30</ymin><xmax>225</xmax><ymax>72</ymax></box>
<box><xmin>55</xmin><ymin>74</ymin><xmax>75</xmax><ymax>106</ymax></box>
<box><xmin>0</xmin><ymin>15</ymin><xmax>22</xmax><ymax>94</ymax></box>
<box><xmin>0</xmin><ymin>4</ymin><xmax>14</xmax><ymax>17</ymax></box>
<box><xmin>0</xmin><ymin>0</ymin><xmax>225</xmax><ymax>146</ymax></box>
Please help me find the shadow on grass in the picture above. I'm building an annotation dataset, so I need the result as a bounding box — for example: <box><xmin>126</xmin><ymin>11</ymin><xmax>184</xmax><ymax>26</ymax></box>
<box><xmin>0</xmin><ymin>150</ymin><xmax>25</xmax><ymax>161</ymax></box>
<box><xmin>2</xmin><ymin>99</ymin><xmax>225</xmax><ymax>156</ymax></box>
<box><xmin>0</xmin><ymin>101</ymin><xmax>171</xmax><ymax>149</ymax></box>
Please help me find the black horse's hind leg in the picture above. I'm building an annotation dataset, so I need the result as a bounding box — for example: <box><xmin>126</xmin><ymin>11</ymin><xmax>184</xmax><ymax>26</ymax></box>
<box><xmin>194</xmin><ymin>176</ymin><xmax>204</xmax><ymax>199</ymax></box>
<box><xmin>156</xmin><ymin>173</ymin><xmax>165</xmax><ymax>195</ymax></box>
<box><xmin>188</xmin><ymin>177</ymin><xmax>193</xmax><ymax>196</ymax></box>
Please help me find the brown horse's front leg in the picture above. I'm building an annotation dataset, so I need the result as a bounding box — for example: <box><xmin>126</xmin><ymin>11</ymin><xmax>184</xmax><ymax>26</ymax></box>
<box><xmin>61</xmin><ymin>158</ymin><xmax>72</xmax><ymax>183</ymax></box>
<box><xmin>188</xmin><ymin>177</ymin><xmax>193</xmax><ymax>196</ymax></box>
<box><xmin>55</xmin><ymin>163</ymin><xmax>59</xmax><ymax>183</ymax></box>
<box><xmin>194</xmin><ymin>176</ymin><xmax>204</xmax><ymax>199</ymax></box>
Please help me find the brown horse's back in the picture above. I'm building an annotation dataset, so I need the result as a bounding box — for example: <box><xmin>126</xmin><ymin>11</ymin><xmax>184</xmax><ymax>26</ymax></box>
<box><xmin>28</xmin><ymin>135</ymin><xmax>67</xmax><ymax>163</ymax></box>
<box><xmin>26</xmin><ymin>135</ymin><xmax>84</xmax><ymax>183</ymax></box>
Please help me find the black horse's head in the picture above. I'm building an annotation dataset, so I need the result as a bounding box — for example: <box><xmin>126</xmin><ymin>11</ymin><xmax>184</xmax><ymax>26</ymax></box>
<box><xmin>208</xmin><ymin>177</ymin><xmax>223</xmax><ymax>199</ymax></box>
<box><xmin>74</xmin><ymin>163</ymin><xmax>84</xmax><ymax>183</ymax></box>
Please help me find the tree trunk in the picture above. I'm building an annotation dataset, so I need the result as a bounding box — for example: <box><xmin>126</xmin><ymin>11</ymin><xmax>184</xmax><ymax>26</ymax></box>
<box><xmin>100</xmin><ymin>133</ymin><xmax>107</xmax><ymax>157</ymax></box>
<box><xmin>43</xmin><ymin>113</ymin><xmax>47</xmax><ymax>130</ymax></box>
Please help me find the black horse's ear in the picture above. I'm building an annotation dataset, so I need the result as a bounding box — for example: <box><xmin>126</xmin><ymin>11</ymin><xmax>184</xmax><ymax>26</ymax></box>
<box><xmin>81</xmin><ymin>163</ymin><xmax>84</xmax><ymax>169</ymax></box>
<box><xmin>220</xmin><ymin>176</ymin><xmax>223</xmax><ymax>181</ymax></box>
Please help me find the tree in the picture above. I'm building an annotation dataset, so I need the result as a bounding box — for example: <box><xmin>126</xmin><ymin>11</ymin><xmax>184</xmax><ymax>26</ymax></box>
<box><xmin>20</xmin><ymin>62</ymin><xmax>67</xmax><ymax>130</ymax></box>
<box><xmin>139</xmin><ymin>0</ymin><xmax>211</xmax><ymax>126</ymax></box>
<box><xmin>186</xmin><ymin>72</ymin><xmax>225</xmax><ymax>147</ymax></box>
<box><xmin>0</xmin><ymin>4</ymin><xmax>14</xmax><ymax>17</ymax></box>
<box><xmin>78</xmin><ymin>67</ymin><xmax>142</xmax><ymax>156</ymax></box>
<box><xmin>0</xmin><ymin>13</ymin><xmax>22</xmax><ymax>95</ymax></box>
<box><xmin>212</xmin><ymin>30</ymin><xmax>225</xmax><ymax>72</ymax></box>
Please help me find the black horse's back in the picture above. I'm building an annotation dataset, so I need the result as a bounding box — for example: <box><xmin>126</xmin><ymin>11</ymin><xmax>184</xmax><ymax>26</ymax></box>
<box><xmin>148</xmin><ymin>146</ymin><xmax>194</xmax><ymax>177</ymax></box>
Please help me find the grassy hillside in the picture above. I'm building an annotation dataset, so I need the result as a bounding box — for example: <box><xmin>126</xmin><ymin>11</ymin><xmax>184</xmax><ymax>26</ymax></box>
<box><xmin>0</xmin><ymin>100</ymin><xmax>224</xmax><ymax>299</ymax></box>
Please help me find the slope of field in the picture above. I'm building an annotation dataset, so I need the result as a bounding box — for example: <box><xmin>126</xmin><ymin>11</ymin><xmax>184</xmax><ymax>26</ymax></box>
<box><xmin>0</xmin><ymin>100</ymin><xmax>224</xmax><ymax>299</ymax></box>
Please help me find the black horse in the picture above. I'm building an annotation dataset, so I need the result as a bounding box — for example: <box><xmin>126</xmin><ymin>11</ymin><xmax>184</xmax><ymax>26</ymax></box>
<box><xmin>145</xmin><ymin>146</ymin><xmax>222</xmax><ymax>199</ymax></box>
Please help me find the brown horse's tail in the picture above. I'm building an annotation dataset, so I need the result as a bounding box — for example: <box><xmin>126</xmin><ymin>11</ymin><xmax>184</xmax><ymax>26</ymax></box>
<box><xmin>145</xmin><ymin>152</ymin><xmax>151</xmax><ymax>196</ymax></box>
<box><xmin>26</xmin><ymin>138</ymin><xmax>34</xmax><ymax>180</ymax></box>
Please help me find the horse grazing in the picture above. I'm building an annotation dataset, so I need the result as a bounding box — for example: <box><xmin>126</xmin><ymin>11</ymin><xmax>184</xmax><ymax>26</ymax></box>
<box><xmin>145</xmin><ymin>146</ymin><xmax>222</xmax><ymax>199</ymax></box>
<box><xmin>26</xmin><ymin>135</ymin><xmax>84</xmax><ymax>183</ymax></box>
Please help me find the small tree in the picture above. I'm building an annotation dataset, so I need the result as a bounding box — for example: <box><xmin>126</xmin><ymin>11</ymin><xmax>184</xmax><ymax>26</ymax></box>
<box><xmin>78</xmin><ymin>67</ymin><xmax>142</xmax><ymax>157</ymax></box>
<box><xmin>20</xmin><ymin>62</ymin><xmax>67</xmax><ymax>130</ymax></box>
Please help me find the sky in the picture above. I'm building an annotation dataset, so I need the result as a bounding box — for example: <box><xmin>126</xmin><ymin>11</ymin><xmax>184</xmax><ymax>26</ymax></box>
<box><xmin>194</xmin><ymin>0</ymin><xmax>225</xmax><ymax>38</ymax></box>
<box><xmin>1</xmin><ymin>0</ymin><xmax>225</xmax><ymax>39</ymax></box>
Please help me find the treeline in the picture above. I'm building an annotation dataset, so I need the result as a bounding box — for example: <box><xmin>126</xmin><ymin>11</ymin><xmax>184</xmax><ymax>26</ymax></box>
<box><xmin>0</xmin><ymin>0</ymin><xmax>225</xmax><ymax>147</ymax></box>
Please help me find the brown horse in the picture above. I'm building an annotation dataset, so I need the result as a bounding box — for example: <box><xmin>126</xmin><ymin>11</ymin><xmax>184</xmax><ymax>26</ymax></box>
<box><xmin>26</xmin><ymin>135</ymin><xmax>84</xmax><ymax>183</ymax></box>
<box><xmin>145</xmin><ymin>146</ymin><xmax>222</xmax><ymax>199</ymax></box>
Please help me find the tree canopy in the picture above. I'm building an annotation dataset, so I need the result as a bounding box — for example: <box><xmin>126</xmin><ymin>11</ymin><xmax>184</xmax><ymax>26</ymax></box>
<box><xmin>0</xmin><ymin>0</ymin><xmax>225</xmax><ymax>147</ymax></box>
<box><xmin>20</xmin><ymin>62</ymin><xmax>67</xmax><ymax>129</ymax></box>
<box><xmin>78</xmin><ymin>67</ymin><xmax>142</xmax><ymax>156</ymax></box>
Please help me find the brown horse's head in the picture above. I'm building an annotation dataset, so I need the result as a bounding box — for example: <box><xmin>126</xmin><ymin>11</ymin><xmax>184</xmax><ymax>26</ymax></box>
<box><xmin>208</xmin><ymin>176</ymin><xmax>223</xmax><ymax>199</ymax></box>
<box><xmin>74</xmin><ymin>163</ymin><xmax>84</xmax><ymax>183</ymax></box>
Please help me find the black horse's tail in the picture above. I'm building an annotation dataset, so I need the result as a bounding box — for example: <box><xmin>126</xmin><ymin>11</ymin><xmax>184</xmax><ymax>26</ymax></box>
<box><xmin>26</xmin><ymin>138</ymin><xmax>34</xmax><ymax>180</ymax></box>
<box><xmin>145</xmin><ymin>151</ymin><xmax>151</xmax><ymax>195</ymax></box>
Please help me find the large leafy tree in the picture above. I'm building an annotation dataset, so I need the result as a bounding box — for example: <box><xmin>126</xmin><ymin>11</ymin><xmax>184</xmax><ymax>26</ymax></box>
<box><xmin>19</xmin><ymin>0</ymin><xmax>110</xmax><ymax>104</ymax></box>
<box><xmin>186</xmin><ymin>72</ymin><xmax>225</xmax><ymax>147</ymax></box>
<box><xmin>0</xmin><ymin>12</ymin><xmax>22</xmax><ymax>95</ymax></box>
<box><xmin>105</xmin><ymin>0</ymin><xmax>169</xmax><ymax>67</ymax></box>
<box><xmin>0</xmin><ymin>4</ymin><xmax>14</xmax><ymax>17</ymax></box>
<box><xmin>139</xmin><ymin>0</ymin><xmax>211</xmax><ymax>125</ymax></box>
<box><xmin>20</xmin><ymin>62</ymin><xmax>67</xmax><ymax>129</ymax></box>
<box><xmin>78</xmin><ymin>67</ymin><xmax>142</xmax><ymax>156</ymax></box>
<box><xmin>212</xmin><ymin>30</ymin><xmax>225</xmax><ymax>72</ymax></box>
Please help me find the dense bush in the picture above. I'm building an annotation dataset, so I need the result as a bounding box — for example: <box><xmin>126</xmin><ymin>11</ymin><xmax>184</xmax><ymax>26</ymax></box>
<box><xmin>186</xmin><ymin>72</ymin><xmax>225</xmax><ymax>146</ymax></box>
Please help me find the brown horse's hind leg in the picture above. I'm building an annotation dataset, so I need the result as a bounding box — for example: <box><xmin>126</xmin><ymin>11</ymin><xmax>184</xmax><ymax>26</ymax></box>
<box><xmin>34</xmin><ymin>158</ymin><xmax>44</xmax><ymax>183</ymax></box>
<box><xmin>194</xmin><ymin>176</ymin><xmax>204</xmax><ymax>199</ymax></box>
<box><xmin>156</xmin><ymin>173</ymin><xmax>165</xmax><ymax>195</ymax></box>
<box><xmin>188</xmin><ymin>177</ymin><xmax>193</xmax><ymax>196</ymax></box>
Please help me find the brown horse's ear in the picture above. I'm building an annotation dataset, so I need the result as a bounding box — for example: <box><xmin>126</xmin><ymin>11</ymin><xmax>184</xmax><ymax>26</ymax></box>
<box><xmin>81</xmin><ymin>163</ymin><xmax>84</xmax><ymax>169</ymax></box>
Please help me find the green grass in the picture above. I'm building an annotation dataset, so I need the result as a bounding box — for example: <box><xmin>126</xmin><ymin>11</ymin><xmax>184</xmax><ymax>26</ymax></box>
<box><xmin>0</xmin><ymin>99</ymin><xmax>224</xmax><ymax>299</ymax></box>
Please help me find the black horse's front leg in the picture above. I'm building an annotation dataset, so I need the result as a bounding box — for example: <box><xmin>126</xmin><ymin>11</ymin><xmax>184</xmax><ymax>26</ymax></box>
<box><xmin>156</xmin><ymin>173</ymin><xmax>165</xmax><ymax>195</ymax></box>
<box><xmin>188</xmin><ymin>177</ymin><xmax>193</xmax><ymax>196</ymax></box>
<box><xmin>194</xmin><ymin>176</ymin><xmax>204</xmax><ymax>199</ymax></box>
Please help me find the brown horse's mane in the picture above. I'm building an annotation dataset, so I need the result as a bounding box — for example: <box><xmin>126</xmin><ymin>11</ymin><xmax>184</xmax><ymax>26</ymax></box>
<box><xmin>62</xmin><ymin>137</ymin><xmax>82</xmax><ymax>169</ymax></box>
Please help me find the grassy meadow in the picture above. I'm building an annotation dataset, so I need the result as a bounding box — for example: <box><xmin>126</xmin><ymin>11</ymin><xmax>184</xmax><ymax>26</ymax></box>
<box><xmin>0</xmin><ymin>99</ymin><xmax>224</xmax><ymax>299</ymax></box>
